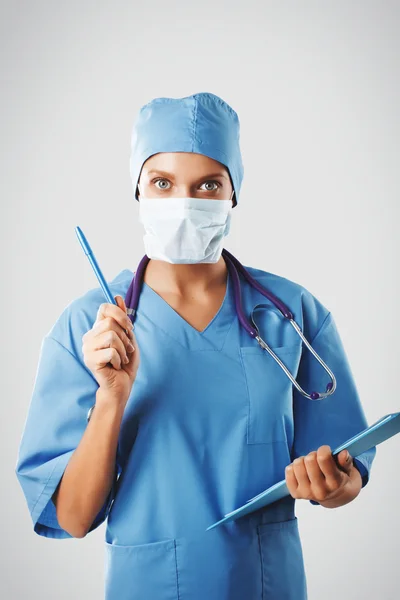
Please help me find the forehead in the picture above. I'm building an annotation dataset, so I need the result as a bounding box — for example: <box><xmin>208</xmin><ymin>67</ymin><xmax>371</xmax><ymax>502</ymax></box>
<box><xmin>141</xmin><ymin>152</ymin><xmax>229</xmax><ymax>177</ymax></box>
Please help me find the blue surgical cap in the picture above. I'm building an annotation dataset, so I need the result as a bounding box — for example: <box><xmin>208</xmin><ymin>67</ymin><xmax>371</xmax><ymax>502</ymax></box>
<box><xmin>129</xmin><ymin>92</ymin><xmax>244</xmax><ymax>208</ymax></box>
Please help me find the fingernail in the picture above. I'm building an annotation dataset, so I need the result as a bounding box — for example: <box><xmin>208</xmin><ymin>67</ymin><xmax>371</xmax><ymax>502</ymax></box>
<box><xmin>346</xmin><ymin>451</ymin><xmax>351</xmax><ymax>461</ymax></box>
<box><xmin>127</xmin><ymin>342</ymin><xmax>134</xmax><ymax>352</ymax></box>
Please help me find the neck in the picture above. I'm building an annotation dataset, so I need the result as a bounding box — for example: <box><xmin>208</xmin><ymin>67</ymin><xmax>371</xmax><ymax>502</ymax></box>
<box><xmin>143</xmin><ymin>256</ymin><xmax>228</xmax><ymax>297</ymax></box>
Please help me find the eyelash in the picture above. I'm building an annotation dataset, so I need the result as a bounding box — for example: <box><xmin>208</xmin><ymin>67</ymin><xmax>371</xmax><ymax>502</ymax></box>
<box><xmin>152</xmin><ymin>178</ymin><xmax>222</xmax><ymax>191</ymax></box>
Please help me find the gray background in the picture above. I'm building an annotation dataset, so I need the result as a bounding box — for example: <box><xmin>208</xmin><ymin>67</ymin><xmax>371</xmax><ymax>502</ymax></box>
<box><xmin>2</xmin><ymin>1</ymin><xmax>399</xmax><ymax>598</ymax></box>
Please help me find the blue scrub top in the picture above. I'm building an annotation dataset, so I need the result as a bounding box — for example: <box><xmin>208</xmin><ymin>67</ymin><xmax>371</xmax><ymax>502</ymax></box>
<box><xmin>15</xmin><ymin>263</ymin><xmax>376</xmax><ymax>600</ymax></box>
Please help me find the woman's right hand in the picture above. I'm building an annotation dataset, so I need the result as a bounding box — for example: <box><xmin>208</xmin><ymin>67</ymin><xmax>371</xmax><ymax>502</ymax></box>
<box><xmin>82</xmin><ymin>295</ymin><xmax>140</xmax><ymax>404</ymax></box>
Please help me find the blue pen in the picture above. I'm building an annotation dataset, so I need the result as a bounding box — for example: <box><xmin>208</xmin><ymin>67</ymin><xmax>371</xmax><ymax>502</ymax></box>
<box><xmin>75</xmin><ymin>225</ymin><xmax>133</xmax><ymax>334</ymax></box>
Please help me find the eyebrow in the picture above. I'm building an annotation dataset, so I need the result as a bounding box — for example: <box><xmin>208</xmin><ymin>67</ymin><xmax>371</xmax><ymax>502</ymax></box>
<box><xmin>146</xmin><ymin>169</ymin><xmax>228</xmax><ymax>180</ymax></box>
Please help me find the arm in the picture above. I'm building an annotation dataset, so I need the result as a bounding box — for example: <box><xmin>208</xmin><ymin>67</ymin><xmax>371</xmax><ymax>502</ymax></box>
<box><xmin>52</xmin><ymin>390</ymin><xmax>125</xmax><ymax>538</ymax></box>
<box><xmin>15</xmin><ymin>335</ymin><xmax>124</xmax><ymax>539</ymax></box>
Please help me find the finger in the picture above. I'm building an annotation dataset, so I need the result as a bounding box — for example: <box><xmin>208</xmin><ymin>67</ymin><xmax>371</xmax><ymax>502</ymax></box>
<box><xmin>303</xmin><ymin>452</ymin><xmax>328</xmax><ymax>500</ymax></box>
<box><xmin>285</xmin><ymin>465</ymin><xmax>299</xmax><ymax>498</ymax></box>
<box><xmin>115</xmin><ymin>295</ymin><xmax>134</xmax><ymax>334</ymax></box>
<box><xmin>125</xmin><ymin>326</ymin><xmax>137</xmax><ymax>355</ymax></box>
<box><xmin>92</xmin><ymin>316</ymin><xmax>133</xmax><ymax>353</ymax></box>
<box><xmin>115</xmin><ymin>294</ymin><xmax>127</xmax><ymax>313</ymax></box>
<box><xmin>303</xmin><ymin>451</ymin><xmax>326</xmax><ymax>487</ymax></box>
<box><xmin>90</xmin><ymin>317</ymin><xmax>136</xmax><ymax>352</ymax></box>
<box><xmin>292</xmin><ymin>457</ymin><xmax>311</xmax><ymax>489</ymax></box>
<box><xmin>336</xmin><ymin>450</ymin><xmax>353</xmax><ymax>474</ymax></box>
<box><xmin>316</xmin><ymin>445</ymin><xmax>343</xmax><ymax>487</ymax></box>
<box><xmin>115</xmin><ymin>295</ymin><xmax>129</xmax><ymax>323</ymax></box>
<box><xmin>95</xmin><ymin>347</ymin><xmax>123</xmax><ymax>370</ymax></box>
<box><xmin>93</xmin><ymin>329</ymin><xmax>129</xmax><ymax>366</ymax></box>
<box><xmin>94</xmin><ymin>300</ymin><xmax>132</xmax><ymax>333</ymax></box>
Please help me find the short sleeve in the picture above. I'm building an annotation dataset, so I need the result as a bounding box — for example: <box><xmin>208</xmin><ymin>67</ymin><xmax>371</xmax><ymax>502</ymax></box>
<box><xmin>15</xmin><ymin>335</ymin><xmax>122</xmax><ymax>538</ymax></box>
<box><xmin>291</xmin><ymin>311</ymin><xmax>377</xmax><ymax>506</ymax></box>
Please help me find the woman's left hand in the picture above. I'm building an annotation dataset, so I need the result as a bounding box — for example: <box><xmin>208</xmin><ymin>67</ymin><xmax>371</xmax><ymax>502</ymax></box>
<box><xmin>285</xmin><ymin>446</ymin><xmax>363</xmax><ymax>508</ymax></box>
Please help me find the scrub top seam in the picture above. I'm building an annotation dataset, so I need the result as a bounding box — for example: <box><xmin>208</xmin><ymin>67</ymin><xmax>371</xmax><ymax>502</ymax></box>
<box><xmin>138</xmin><ymin>309</ymin><xmax>236</xmax><ymax>352</ymax></box>
<box><xmin>30</xmin><ymin>452</ymin><xmax>64</xmax><ymax>519</ymax></box>
<box><xmin>238</xmin><ymin>347</ymin><xmax>252</xmax><ymax>444</ymax></box>
<box><xmin>174</xmin><ymin>539</ymin><xmax>181</xmax><ymax>599</ymax></box>
<box><xmin>257</xmin><ymin>525</ymin><xmax>265</xmax><ymax>597</ymax></box>
<box><xmin>218</xmin><ymin>313</ymin><xmax>237</xmax><ymax>352</ymax></box>
<box><xmin>46</xmin><ymin>334</ymin><xmax>98</xmax><ymax>384</ymax></box>
<box><xmin>310</xmin><ymin>310</ymin><xmax>332</xmax><ymax>344</ymax></box>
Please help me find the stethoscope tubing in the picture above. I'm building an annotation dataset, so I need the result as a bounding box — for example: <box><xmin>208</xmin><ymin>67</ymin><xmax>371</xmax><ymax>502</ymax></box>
<box><xmin>125</xmin><ymin>249</ymin><xmax>336</xmax><ymax>401</ymax></box>
<box><xmin>222</xmin><ymin>249</ymin><xmax>336</xmax><ymax>400</ymax></box>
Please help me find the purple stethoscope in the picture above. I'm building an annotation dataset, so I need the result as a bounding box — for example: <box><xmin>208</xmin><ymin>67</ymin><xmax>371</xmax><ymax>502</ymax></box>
<box><xmin>124</xmin><ymin>248</ymin><xmax>336</xmax><ymax>401</ymax></box>
<box><xmin>75</xmin><ymin>227</ymin><xmax>335</xmax><ymax>403</ymax></box>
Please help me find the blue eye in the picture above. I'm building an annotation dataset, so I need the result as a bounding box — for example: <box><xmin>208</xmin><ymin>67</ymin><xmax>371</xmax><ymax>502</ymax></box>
<box><xmin>152</xmin><ymin>178</ymin><xmax>222</xmax><ymax>192</ymax></box>
<box><xmin>153</xmin><ymin>178</ymin><xmax>171</xmax><ymax>190</ymax></box>
<box><xmin>200</xmin><ymin>181</ymin><xmax>221</xmax><ymax>191</ymax></box>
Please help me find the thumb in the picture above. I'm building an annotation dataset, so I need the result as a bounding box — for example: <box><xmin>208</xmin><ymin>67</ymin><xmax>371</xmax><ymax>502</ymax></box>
<box><xmin>338</xmin><ymin>450</ymin><xmax>353</xmax><ymax>474</ymax></box>
<box><xmin>114</xmin><ymin>294</ymin><xmax>127</xmax><ymax>314</ymax></box>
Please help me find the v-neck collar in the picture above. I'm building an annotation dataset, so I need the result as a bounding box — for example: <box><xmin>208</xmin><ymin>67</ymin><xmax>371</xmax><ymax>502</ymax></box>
<box><xmin>136</xmin><ymin>267</ymin><xmax>236</xmax><ymax>351</ymax></box>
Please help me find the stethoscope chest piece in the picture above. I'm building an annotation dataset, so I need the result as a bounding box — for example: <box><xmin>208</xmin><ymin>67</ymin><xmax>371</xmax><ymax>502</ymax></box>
<box><xmin>249</xmin><ymin>303</ymin><xmax>336</xmax><ymax>401</ymax></box>
<box><xmin>126</xmin><ymin>248</ymin><xmax>337</xmax><ymax>401</ymax></box>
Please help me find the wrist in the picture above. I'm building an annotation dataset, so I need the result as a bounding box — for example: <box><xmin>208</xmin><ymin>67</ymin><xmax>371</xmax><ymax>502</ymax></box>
<box><xmin>88</xmin><ymin>389</ymin><xmax>127</xmax><ymax>422</ymax></box>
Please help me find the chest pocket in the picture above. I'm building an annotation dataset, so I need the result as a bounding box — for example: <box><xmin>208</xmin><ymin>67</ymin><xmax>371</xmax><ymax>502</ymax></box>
<box><xmin>240</xmin><ymin>343</ymin><xmax>303</xmax><ymax>445</ymax></box>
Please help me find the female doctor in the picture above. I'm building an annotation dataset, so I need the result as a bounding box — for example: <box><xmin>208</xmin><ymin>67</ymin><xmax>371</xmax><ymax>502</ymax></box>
<box><xmin>15</xmin><ymin>92</ymin><xmax>376</xmax><ymax>600</ymax></box>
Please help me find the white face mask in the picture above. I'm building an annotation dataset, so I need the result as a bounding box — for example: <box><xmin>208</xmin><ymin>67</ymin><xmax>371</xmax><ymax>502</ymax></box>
<box><xmin>138</xmin><ymin>192</ymin><xmax>234</xmax><ymax>264</ymax></box>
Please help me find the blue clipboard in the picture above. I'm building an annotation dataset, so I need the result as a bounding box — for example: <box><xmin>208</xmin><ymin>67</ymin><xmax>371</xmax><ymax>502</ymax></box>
<box><xmin>206</xmin><ymin>411</ymin><xmax>400</xmax><ymax>531</ymax></box>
